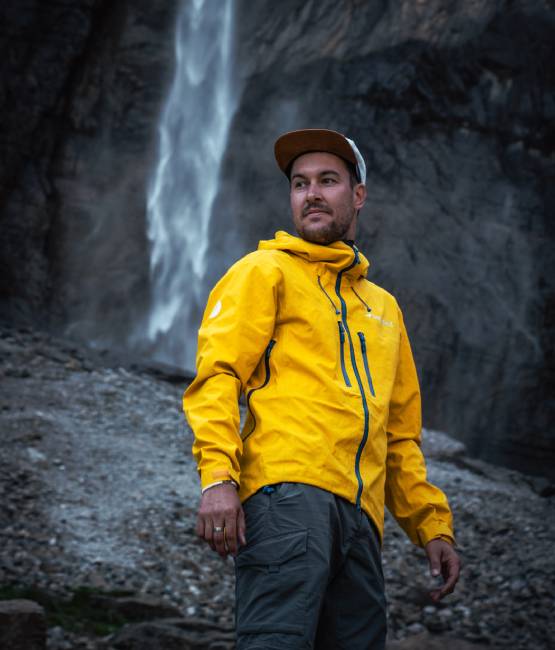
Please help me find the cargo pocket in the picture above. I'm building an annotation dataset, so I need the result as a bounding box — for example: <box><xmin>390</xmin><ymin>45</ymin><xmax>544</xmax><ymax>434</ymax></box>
<box><xmin>235</xmin><ymin>529</ymin><xmax>308</xmax><ymax>636</ymax></box>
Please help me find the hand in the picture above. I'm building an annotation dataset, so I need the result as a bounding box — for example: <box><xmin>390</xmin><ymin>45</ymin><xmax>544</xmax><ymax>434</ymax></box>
<box><xmin>425</xmin><ymin>538</ymin><xmax>461</xmax><ymax>602</ymax></box>
<box><xmin>195</xmin><ymin>483</ymin><xmax>246</xmax><ymax>558</ymax></box>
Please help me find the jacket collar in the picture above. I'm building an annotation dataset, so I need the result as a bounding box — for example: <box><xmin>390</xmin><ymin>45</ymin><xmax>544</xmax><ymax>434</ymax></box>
<box><xmin>258</xmin><ymin>231</ymin><xmax>369</xmax><ymax>279</ymax></box>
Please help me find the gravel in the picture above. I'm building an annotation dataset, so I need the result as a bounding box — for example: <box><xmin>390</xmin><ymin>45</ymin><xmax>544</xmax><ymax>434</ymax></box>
<box><xmin>0</xmin><ymin>325</ymin><xmax>553</xmax><ymax>649</ymax></box>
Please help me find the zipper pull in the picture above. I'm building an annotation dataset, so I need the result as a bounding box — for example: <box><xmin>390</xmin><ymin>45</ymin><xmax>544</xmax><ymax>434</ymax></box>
<box><xmin>358</xmin><ymin>331</ymin><xmax>366</xmax><ymax>353</ymax></box>
<box><xmin>338</xmin><ymin>322</ymin><xmax>345</xmax><ymax>344</ymax></box>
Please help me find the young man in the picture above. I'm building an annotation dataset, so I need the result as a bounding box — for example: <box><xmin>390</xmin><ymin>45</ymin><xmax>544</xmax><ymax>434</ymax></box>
<box><xmin>184</xmin><ymin>129</ymin><xmax>460</xmax><ymax>649</ymax></box>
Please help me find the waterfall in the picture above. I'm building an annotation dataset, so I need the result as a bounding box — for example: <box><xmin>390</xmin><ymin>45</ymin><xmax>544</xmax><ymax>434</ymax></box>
<box><xmin>144</xmin><ymin>0</ymin><xmax>237</xmax><ymax>370</ymax></box>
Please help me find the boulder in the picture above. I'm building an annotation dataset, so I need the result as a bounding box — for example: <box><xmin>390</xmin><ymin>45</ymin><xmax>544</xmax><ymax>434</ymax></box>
<box><xmin>89</xmin><ymin>595</ymin><xmax>182</xmax><ymax>622</ymax></box>
<box><xmin>0</xmin><ymin>599</ymin><xmax>46</xmax><ymax>650</ymax></box>
<box><xmin>110</xmin><ymin>619</ymin><xmax>235</xmax><ymax>650</ymax></box>
<box><xmin>421</xmin><ymin>428</ymin><xmax>467</xmax><ymax>461</ymax></box>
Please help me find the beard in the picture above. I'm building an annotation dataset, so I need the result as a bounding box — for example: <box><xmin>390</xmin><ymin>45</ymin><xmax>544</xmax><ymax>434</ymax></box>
<box><xmin>295</xmin><ymin>203</ymin><xmax>355</xmax><ymax>245</ymax></box>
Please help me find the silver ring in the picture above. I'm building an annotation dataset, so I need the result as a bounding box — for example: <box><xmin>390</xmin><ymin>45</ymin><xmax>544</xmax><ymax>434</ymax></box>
<box><xmin>213</xmin><ymin>526</ymin><xmax>224</xmax><ymax>533</ymax></box>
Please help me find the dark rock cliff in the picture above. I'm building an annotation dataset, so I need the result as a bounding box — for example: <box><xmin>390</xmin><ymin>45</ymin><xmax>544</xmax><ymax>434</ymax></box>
<box><xmin>1</xmin><ymin>0</ymin><xmax>553</xmax><ymax>477</ymax></box>
<box><xmin>0</xmin><ymin>0</ymin><xmax>176</xmax><ymax>334</ymax></box>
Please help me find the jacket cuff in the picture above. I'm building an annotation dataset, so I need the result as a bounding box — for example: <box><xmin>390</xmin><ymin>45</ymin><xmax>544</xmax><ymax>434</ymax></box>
<box><xmin>199</xmin><ymin>466</ymin><xmax>240</xmax><ymax>491</ymax></box>
<box><xmin>432</xmin><ymin>533</ymin><xmax>456</xmax><ymax>546</ymax></box>
<box><xmin>417</xmin><ymin>520</ymin><xmax>456</xmax><ymax>548</ymax></box>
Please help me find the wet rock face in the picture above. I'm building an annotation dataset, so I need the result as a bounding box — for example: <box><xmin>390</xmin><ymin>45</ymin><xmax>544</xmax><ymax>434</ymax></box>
<box><xmin>1</xmin><ymin>0</ymin><xmax>554</xmax><ymax>477</ymax></box>
<box><xmin>0</xmin><ymin>0</ymin><xmax>103</xmax><ymax>320</ymax></box>
<box><xmin>0</xmin><ymin>0</ymin><xmax>176</xmax><ymax>338</ymax></box>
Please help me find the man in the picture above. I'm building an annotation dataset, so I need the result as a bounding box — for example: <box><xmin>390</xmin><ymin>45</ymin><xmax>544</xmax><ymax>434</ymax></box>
<box><xmin>184</xmin><ymin>128</ymin><xmax>460</xmax><ymax>649</ymax></box>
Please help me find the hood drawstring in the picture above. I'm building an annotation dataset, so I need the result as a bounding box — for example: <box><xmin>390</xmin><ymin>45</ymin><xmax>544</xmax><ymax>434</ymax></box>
<box><xmin>351</xmin><ymin>286</ymin><xmax>371</xmax><ymax>313</ymax></box>
<box><xmin>317</xmin><ymin>275</ymin><xmax>340</xmax><ymax>315</ymax></box>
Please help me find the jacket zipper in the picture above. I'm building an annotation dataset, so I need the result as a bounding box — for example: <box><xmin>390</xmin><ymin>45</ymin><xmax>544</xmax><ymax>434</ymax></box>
<box><xmin>243</xmin><ymin>339</ymin><xmax>276</xmax><ymax>441</ymax></box>
<box><xmin>318</xmin><ymin>275</ymin><xmax>351</xmax><ymax>387</ymax></box>
<box><xmin>334</xmin><ymin>245</ymin><xmax>370</xmax><ymax>509</ymax></box>
<box><xmin>357</xmin><ymin>332</ymin><xmax>376</xmax><ymax>397</ymax></box>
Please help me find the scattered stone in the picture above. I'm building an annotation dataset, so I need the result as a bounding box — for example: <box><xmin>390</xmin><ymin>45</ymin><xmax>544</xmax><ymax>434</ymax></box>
<box><xmin>65</xmin><ymin>358</ymin><xmax>83</xmax><ymax>371</ymax></box>
<box><xmin>0</xmin><ymin>599</ymin><xmax>46</xmax><ymax>650</ymax></box>
<box><xmin>387</xmin><ymin>631</ymin><xmax>490</xmax><ymax>649</ymax></box>
<box><xmin>27</xmin><ymin>447</ymin><xmax>47</xmax><ymax>465</ymax></box>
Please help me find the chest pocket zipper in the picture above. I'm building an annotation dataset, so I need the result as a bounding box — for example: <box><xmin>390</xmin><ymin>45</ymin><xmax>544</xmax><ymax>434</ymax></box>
<box><xmin>318</xmin><ymin>275</ymin><xmax>352</xmax><ymax>388</ymax></box>
<box><xmin>338</xmin><ymin>322</ymin><xmax>351</xmax><ymax>387</ymax></box>
<box><xmin>243</xmin><ymin>339</ymin><xmax>276</xmax><ymax>441</ymax></box>
<box><xmin>357</xmin><ymin>332</ymin><xmax>376</xmax><ymax>397</ymax></box>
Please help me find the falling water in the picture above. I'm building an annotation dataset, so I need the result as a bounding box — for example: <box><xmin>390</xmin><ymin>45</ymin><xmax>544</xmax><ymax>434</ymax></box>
<box><xmin>144</xmin><ymin>0</ymin><xmax>237</xmax><ymax>370</ymax></box>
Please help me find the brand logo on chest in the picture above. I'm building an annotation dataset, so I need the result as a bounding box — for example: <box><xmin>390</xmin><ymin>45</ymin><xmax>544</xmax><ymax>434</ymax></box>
<box><xmin>366</xmin><ymin>312</ymin><xmax>393</xmax><ymax>328</ymax></box>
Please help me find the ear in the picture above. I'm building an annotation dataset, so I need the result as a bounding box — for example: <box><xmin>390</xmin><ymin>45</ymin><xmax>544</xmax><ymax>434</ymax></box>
<box><xmin>353</xmin><ymin>183</ymin><xmax>367</xmax><ymax>211</ymax></box>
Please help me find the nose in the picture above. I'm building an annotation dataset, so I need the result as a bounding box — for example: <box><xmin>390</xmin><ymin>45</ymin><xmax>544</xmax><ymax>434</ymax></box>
<box><xmin>306</xmin><ymin>180</ymin><xmax>321</xmax><ymax>201</ymax></box>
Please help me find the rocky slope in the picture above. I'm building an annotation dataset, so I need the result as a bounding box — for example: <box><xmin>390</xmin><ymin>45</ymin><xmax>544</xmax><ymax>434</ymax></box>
<box><xmin>0</xmin><ymin>2</ymin><xmax>553</xmax><ymax>486</ymax></box>
<box><xmin>0</xmin><ymin>326</ymin><xmax>553</xmax><ymax>649</ymax></box>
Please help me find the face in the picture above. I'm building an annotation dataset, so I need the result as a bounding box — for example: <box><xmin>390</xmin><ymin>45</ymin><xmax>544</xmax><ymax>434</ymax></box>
<box><xmin>289</xmin><ymin>151</ymin><xmax>367</xmax><ymax>245</ymax></box>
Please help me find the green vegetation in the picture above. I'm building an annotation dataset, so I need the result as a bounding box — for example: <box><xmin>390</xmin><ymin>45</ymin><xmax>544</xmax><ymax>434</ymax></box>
<box><xmin>0</xmin><ymin>584</ymin><xmax>133</xmax><ymax>636</ymax></box>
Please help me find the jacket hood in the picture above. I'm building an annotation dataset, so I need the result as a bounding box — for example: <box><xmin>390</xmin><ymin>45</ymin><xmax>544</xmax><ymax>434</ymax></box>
<box><xmin>258</xmin><ymin>231</ymin><xmax>369</xmax><ymax>279</ymax></box>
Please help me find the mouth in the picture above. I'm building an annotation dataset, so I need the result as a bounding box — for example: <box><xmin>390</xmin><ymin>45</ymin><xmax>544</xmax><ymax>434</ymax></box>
<box><xmin>303</xmin><ymin>206</ymin><xmax>331</xmax><ymax>217</ymax></box>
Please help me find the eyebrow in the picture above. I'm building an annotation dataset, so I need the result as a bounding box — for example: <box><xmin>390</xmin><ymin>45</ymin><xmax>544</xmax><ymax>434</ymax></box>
<box><xmin>291</xmin><ymin>169</ymin><xmax>341</xmax><ymax>180</ymax></box>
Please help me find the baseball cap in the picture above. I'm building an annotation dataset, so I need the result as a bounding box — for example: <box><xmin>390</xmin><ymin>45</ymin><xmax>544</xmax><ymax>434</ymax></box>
<box><xmin>274</xmin><ymin>128</ymin><xmax>366</xmax><ymax>184</ymax></box>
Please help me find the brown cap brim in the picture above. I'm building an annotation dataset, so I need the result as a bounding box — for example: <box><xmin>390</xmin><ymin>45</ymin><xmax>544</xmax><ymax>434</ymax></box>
<box><xmin>274</xmin><ymin>129</ymin><xmax>359</xmax><ymax>178</ymax></box>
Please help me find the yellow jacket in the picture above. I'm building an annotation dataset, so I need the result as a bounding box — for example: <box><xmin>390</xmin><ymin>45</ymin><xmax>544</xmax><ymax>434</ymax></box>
<box><xmin>184</xmin><ymin>231</ymin><xmax>454</xmax><ymax>546</ymax></box>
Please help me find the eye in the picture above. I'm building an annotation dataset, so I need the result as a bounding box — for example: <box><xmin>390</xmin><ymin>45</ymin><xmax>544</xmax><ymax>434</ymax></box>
<box><xmin>293</xmin><ymin>179</ymin><xmax>307</xmax><ymax>189</ymax></box>
<box><xmin>321</xmin><ymin>177</ymin><xmax>337</xmax><ymax>185</ymax></box>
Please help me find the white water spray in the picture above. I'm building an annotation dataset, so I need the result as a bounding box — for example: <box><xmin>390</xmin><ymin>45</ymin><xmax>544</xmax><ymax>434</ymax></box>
<box><xmin>145</xmin><ymin>0</ymin><xmax>237</xmax><ymax>370</ymax></box>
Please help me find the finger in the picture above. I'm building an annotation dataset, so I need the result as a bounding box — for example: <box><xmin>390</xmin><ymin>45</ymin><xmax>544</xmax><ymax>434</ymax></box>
<box><xmin>442</xmin><ymin>551</ymin><xmax>462</xmax><ymax>580</ymax></box>
<box><xmin>202</xmin><ymin>519</ymin><xmax>218</xmax><ymax>552</ymax></box>
<box><xmin>195</xmin><ymin>515</ymin><xmax>205</xmax><ymax>539</ymax></box>
<box><xmin>430</xmin><ymin>558</ymin><xmax>459</xmax><ymax>602</ymax></box>
<box><xmin>237</xmin><ymin>507</ymin><xmax>246</xmax><ymax>547</ymax></box>
<box><xmin>439</xmin><ymin>556</ymin><xmax>461</xmax><ymax>598</ymax></box>
<box><xmin>213</xmin><ymin>525</ymin><xmax>227</xmax><ymax>558</ymax></box>
<box><xmin>204</xmin><ymin>519</ymin><xmax>214</xmax><ymax>544</ymax></box>
<box><xmin>225</xmin><ymin>514</ymin><xmax>238</xmax><ymax>556</ymax></box>
<box><xmin>430</xmin><ymin>588</ymin><xmax>442</xmax><ymax>603</ymax></box>
<box><xmin>435</xmin><ymin>580</ymin><xmax>455</xmax><ymax>601</ymax></box>
<box><xmin>428</xmin><ymin>547</ymin><xmax>441</xmax><ymax>578</ymax></box>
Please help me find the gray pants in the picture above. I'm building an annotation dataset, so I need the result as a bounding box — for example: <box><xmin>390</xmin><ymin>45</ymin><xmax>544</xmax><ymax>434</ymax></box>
<box><xmin>235</xmin><ymin>483</ymin><xmax>386</xmax><ymax>650</ymax></box>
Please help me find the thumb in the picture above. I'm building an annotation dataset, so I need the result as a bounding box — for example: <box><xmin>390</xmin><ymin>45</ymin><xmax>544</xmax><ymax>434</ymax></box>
<box><xmin>428</xmin><ymin>546</ymin><xmax>441</xmax><ymax>578</ymax></box>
